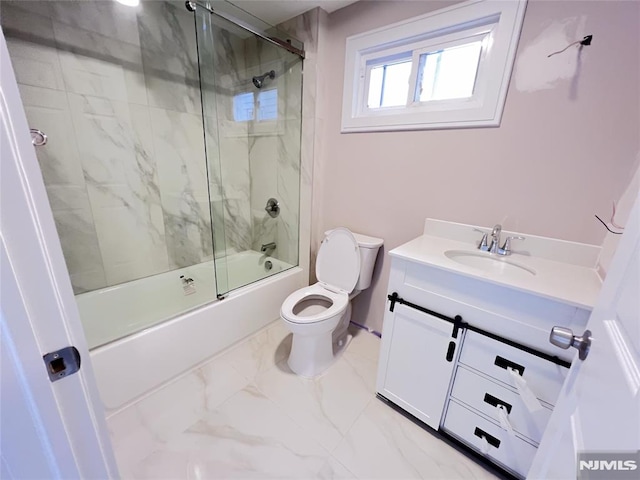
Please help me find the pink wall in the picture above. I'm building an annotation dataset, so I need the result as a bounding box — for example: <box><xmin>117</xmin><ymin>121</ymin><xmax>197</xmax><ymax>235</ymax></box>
<box><xmin>313</xmin><ymin>0</ymin><xmax>640</xmax><ymax>331</ymax></box>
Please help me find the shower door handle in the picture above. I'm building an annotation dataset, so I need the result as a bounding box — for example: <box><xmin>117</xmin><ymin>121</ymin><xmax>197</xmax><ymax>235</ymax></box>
<box><xmin>265</xmin><ymin>198</ymin><xmax>280</xmax><ymax>218</ymax></box>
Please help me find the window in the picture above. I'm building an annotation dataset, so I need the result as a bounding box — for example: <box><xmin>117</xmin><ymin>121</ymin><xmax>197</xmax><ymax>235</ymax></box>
<box><xmin>342</xmin><ymin>0</ymin><xmax>527</xmax><ymax>132</ymax></box>
<box><xmin>415</xmin><ymin>41</ymin><xmax>482</xmax><ymax>102</ymax></box>
<box><xmin>232</xmin><ymin>89</ymin><xmax>278</xmax><ymax>122</ymax></box>
<box><xmin>367</xmin><ymin>58</ymin><xmax>412</xmax><ymax>108</ymax></box>
<box><xmin>257</xmin><ymin>89</ymin><xmax>278</xmax><ymax>121</ymax></box>
<box><xmin>233</xmin><ymin>92</ymin><xmax>255</xmax><ymax>122</ymax></box>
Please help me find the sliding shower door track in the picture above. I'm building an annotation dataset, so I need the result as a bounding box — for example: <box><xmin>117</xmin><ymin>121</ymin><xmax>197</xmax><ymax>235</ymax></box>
<box><xmin>185</xmin><ymin>1</ymin><xmax>305</xmax><ymax>58</ymax></box>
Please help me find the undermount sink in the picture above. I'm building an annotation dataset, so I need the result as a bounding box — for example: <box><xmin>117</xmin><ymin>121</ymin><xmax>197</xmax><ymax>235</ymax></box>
<box><xmin>444</xmin><ymin>250</ymin><xmax>536</xmax><ymax>276</ymax></box>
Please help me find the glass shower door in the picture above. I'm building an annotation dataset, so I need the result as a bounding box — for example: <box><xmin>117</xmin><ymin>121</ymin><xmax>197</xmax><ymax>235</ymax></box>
<box><xmin>193</xmin><ymin>5</ymin><xmax>229</xmax><ymax>296</ymax></box>
<box><xmin>193</xmin><ymin>4</ymin><xmax>303</xmax><ymax>296</ymax></box>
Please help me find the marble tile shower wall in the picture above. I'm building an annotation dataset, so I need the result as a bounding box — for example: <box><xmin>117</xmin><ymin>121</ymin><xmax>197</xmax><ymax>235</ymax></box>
<box><xmin>278</xmin><ymin>9</ymin><xmax>322</xmax><ymax>274</ymax></box>
<box><xmin>1</xmin><ymin>0</ymin><xmax>227</xmax><ymax>293</ymax></box>
<box><xmin>3</xmin><ymin>0</ymin><xmax>304</xmax><ymax>294</ymax></box>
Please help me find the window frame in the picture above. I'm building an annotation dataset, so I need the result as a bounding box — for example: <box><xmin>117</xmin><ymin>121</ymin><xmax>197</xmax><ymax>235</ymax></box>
<box><xmin>342</xmin><ymin>0</ymin><xmax>528</xmax><ymax>132</ymax></box>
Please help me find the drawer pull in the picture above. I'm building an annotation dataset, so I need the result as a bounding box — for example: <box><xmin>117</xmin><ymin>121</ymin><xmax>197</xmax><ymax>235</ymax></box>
<box><xmin>474</xmin><ymin>427</ymin><xmax>501</xmax><ymax>448</ymax></box>
<box><xmin>494</xmin><ymin>355</ymin><xmax>525</xmax><ymax>375</ymax></box>
<box><xmin>446</xmin><ymin>341</ymin><xmax>456</xmax><ymax>362</ymax></box>
<box><xmin>483</xmin><ymin>393</ymin><xmax>512</xmax><ymax>413</ymax></box>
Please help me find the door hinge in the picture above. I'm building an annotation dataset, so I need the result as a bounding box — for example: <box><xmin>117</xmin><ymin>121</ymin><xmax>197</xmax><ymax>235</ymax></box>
<box><xmin>43</xmin><ymin>346</ymin><xmax>81</xmax><ymax>382</ymax></box>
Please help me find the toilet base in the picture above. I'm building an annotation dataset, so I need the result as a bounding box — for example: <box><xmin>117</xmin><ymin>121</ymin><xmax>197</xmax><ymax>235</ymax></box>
<box><xmin>332</xmin><ymin>302</ymin><xmax>352</xmax><ymax>347</ymax></box>
<box><xmin>288</xmin><ymin>330</ymin><xmax>334</xmax><ymax>377</ymax></box>
<box><xmin>333</xmin><ymin>332</ymin><xmax>353</xmax><ymax>359</ymax></box>
<box><xmin>287</xmin><ymin>304</ymin><xmax>353</xmax><ymax>378</ymax></box>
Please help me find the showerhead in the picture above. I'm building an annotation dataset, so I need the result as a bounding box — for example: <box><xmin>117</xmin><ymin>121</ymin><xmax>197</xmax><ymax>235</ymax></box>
<box><xmin>252</xmin><ymin>70</ymin><xmax>275</xmax><ymax>89</ymax></box>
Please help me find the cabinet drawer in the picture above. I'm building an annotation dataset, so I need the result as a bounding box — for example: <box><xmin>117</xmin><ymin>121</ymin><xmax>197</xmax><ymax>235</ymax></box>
<box><xmin>444</xmin><ymin>400</ymin><xmax>537</xmax><ymax>478</ymax></box>
<box><xmin>459</xmin><ymin>331</ymin><xmax>568</xmax><ymax>406</ymax></box>
<box><xmin>451</xmin><ymin>366</ymin><xmax>553</xmax><ymax>445</ymax></box>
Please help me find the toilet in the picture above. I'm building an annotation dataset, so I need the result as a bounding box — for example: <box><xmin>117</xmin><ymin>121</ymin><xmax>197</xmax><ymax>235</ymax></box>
<box><xmin>281</xmin><ymin>227</ymin><xmax>383</xmax><ymax>377</ymax></box>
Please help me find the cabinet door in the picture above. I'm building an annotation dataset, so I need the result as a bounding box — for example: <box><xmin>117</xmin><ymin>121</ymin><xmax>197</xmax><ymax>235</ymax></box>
<box><xmin>377</xmin><ymin>303</ymin><xmax>458</xmax><ymax>430</ymax></box>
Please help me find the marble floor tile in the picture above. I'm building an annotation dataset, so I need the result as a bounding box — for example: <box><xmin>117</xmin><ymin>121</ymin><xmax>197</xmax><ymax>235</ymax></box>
<box><xmin>333</xmin><ymin>398</ymin><xmax>498</xmax><ymax>480</ymax></box>
<box><xmin>255</xmin><ymin>352</ymin><xmax>373</xmax><ymax>451</ymax></box>
<box><xmin>131</xmin><ymin>385</ymin><xmax>329</xmax><ymax>479</ymax></box>
<box><xmin>108</xmin><ymin>372</ymin><xmax>207</xmax><ymax>475</ymax></box>
<box><xmin>316</xmin><ymin>456</ymin><xmax>357</xmax><ymax>480</ymax></box>
<box><xmin>342</xmin><ymin>328</ymin><xmax>381</xmax><ymax>395</ymax></box>
<box><xmin>220</xmin><ymin>320</ymin><xmax>292</xmax><ymax>381</ymax></box>
<box><xmin>117</xmin><ymin>322</ymin><xmax>500</xmax><ymax>480</ymax></box>
<box><xmin>108</xmin><ymin>404</ymin><xmax>165</xmax><ymax>478</ymax></box>
<box><xmin>345</xmin><ymin>327</ymin><xmax>382</xmax><ymax>364</ymax></box>
<box><xmin>108</xmin><ymin>352</ymin><xmax>250</xmax><ymax>475</ymax></box>
<box><xmin>197</xmin><ymin>352</ymin><xmax>251</xmax><ymax>412</ymax></box>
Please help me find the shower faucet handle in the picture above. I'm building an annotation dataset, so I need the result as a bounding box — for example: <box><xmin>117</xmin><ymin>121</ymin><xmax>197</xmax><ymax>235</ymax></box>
<box><xmin>264</xmin><ymin>198</ymin><xmax>280</xmax><ymax>218</ymax></box>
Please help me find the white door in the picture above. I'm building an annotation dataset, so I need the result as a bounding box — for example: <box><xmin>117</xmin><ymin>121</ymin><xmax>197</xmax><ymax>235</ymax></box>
<box><xmin>0</xmin><ymin>31</ymin><xmax>118</xmax><ymax>478</ymax></box>
<box><xmin>528</xmin><ymin>193</ymin><xmax>640</xmax><ymax>479</ymax></box>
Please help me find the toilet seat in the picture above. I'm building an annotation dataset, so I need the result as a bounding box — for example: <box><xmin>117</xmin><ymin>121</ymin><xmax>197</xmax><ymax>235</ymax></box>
<box><xmin>281</xmin><ymin>228</ymin><xmax>360</xmax><ymax>325</ymax></box>
<box><xmin>281</xmin><ymin>283</ymin><xmax>348</xmax><ymax>324</ymax></box>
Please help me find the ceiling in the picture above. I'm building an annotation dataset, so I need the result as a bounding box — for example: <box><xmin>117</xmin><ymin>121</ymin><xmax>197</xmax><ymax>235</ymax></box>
<box><xmin>228</xmin><ymin>1</ymin><xmax>359</xmax><ymax>26</ymax></box>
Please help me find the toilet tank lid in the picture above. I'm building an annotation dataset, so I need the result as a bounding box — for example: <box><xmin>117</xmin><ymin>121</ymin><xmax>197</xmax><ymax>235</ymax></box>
<box><xmin>324</xmin><ymin>229</ymin><xmax>383</xmax><ymax>249</ymax></box>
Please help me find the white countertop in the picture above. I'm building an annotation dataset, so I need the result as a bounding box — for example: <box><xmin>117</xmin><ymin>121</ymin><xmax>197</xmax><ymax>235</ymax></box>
<box><xmin>390</xmin><ymin>221</ymin><xmax>603</xmax><ymax>310</ymax></box>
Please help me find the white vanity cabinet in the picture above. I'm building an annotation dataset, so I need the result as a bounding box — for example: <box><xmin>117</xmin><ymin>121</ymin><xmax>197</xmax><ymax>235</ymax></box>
<box><xmin>376</xmin><ymin>247</ymin><xmax>596</xmax><ymax>478</ymax></box>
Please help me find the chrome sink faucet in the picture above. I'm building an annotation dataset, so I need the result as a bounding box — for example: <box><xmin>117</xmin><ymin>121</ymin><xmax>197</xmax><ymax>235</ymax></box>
<box><xmin>474</xmin><ymin>224</ymin><xmax>525</xmax><ymax>256</ymax></box>
<box><xmin>489</xmin><ymin>224</ymin><xmax>502</xmax><ymax>254</ymax></box>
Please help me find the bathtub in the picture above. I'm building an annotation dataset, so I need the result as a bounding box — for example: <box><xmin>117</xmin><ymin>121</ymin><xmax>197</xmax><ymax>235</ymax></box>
<box><xmin>83</xmin><ymin>251</ymin><xmax>304</xmax><ymax>411</ymax></box>
<box><xmin>77</xmin><ymin>251</ymin><xmax>292</xmax><ymax>349</ymax></box>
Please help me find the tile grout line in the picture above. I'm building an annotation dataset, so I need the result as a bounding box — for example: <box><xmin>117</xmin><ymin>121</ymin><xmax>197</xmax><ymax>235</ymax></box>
<box><xmin>327</xmin><ymin>395</ymin><xmax>376</xmax><ymax>459</ymax></box>
<box><xmin>326</xmin><ymin>453</ymin><xmax>361</xmax><ymax>480</ymax></box>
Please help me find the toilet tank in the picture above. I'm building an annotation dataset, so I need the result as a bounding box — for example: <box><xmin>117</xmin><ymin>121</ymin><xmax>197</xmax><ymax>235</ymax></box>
<box><xmin>353</xmin><ymin>232</ymin><xmax>384</xmax><ymax>290</ymax></box>
<box><xmin>325</xmin><ymin>229</ymin><xmax>383</xmax><ymax>291</ymax></box>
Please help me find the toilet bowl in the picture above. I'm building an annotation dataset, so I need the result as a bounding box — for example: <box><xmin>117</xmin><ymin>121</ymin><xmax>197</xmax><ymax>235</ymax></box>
<box><xmin>281</xmin><ymin>227</ymin><xmax>383</xmax><ymax>377</ymax></box>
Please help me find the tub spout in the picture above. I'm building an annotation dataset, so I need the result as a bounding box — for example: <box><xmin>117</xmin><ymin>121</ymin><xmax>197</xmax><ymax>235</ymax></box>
<box><xmin>261</xmin><ymin>242</ymin><xmax>276</xmax><ymax>253</ymax></box>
